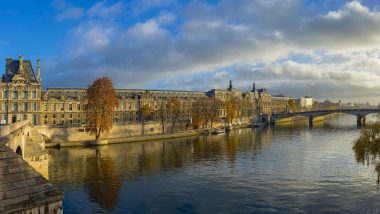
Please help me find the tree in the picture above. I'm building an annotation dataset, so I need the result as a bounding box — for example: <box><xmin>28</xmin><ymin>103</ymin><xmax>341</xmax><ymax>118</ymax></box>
<box><xmin>83</xmin><ymin>77</ymin><xmax>118</xmax><ymax>142</ymax></box>
<box><xmin>141</xmin><ymin>104</ymin><xmax>153</xmax><ymax>121</ymax></box>
<box><xmin>158</xmin><ymin>102</ymin><xmax>167</xmax><ymax>134</ymax></box>
<box><xmin>240</xmin><ymin>99</ymin><xmax>254</xmax><ymax>122</ymax></box>
<box><xmin>191</xmin><ymin>99</ymin><xmax>205</xmax><ymax>129</ymax></box>
<box><xmin>353</xmin><ymin>121</ymin><xmax>380</xmax><ymax>184</ymax></box>
<box><xmin>191</xmin><ymin>98</ymin><xmax>222</xmax><ymax>129</ymax></box>
<box><xmin>225</xmin><ymin>97</ymin><xmax>240</xmax><ymax>124</ymax></box>
<box><xmin>288</xmin><ymin>99</ymin><xmax>297</xmax><ymax>113</ymax></box>
<box><xmin>191</xmin><ymin>98</ymin><xmax>209</xmax><ymax>129</ymax></box>
<box><xmin>209</xmin><ymin>99</ymin><xmax>222</xmax><ymax>128</ymax></box>
<box><xmin>140</xmin><ymin>104</ymin><xmax>153</xmax><ymax>135</ymax></box>
<box><xmin>167</xmin><ymin>98</ymin><xmax>181</xmax><ymax>133</ymax></box>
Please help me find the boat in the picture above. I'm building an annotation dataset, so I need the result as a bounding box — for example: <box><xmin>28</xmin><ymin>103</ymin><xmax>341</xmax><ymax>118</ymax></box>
<box><xmin>211</xmin><ymin>129</ymin><xmax>225</xmax><ymax>135</ymax></box>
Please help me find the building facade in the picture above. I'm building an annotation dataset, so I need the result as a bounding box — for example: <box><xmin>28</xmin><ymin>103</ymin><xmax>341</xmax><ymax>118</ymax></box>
<box><xmin>1</xmin><ymin>56</ymin><xmax>290</xmax><ymax>127</ymax></box>
<box><xmin>297</xmin><ymin>96</ymin><xmax>318</xmax><ymax>111</ymax></box>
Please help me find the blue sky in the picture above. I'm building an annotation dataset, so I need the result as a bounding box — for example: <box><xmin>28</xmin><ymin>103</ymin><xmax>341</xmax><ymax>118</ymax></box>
<box><xmin>1</xmin><ymin>0</ymin><xmax>380</xmax><ymax>103</ymax></box>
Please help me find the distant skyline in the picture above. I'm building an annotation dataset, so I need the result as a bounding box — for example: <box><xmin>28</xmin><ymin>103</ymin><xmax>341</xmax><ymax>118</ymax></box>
<box><xmin>1</xmin><ymin>0</ymin><xmax>380</xmax><ymax>103</ymax></box>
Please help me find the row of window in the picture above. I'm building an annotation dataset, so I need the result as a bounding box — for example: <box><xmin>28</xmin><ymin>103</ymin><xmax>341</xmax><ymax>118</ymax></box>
<box><xmin>3</xmin><ymin>102</ymin><xmax>37</xmax><ymax>112</ymax></box>
<box><xmin>3</xmin><ymin>90</ymin><xmax>37</xmax><ymax>99</ymax></box>
<box><xmin>44</xmin><ymin>103</ymin><xmax>80</xmax><ymax>111</ymax></box>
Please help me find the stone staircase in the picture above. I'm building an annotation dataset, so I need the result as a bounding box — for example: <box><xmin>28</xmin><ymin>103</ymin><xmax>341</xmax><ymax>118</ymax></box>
<box><xmin>28</xmin><ymin>128</ymin><xmax>45</xmax><ymax>146</ymax></box>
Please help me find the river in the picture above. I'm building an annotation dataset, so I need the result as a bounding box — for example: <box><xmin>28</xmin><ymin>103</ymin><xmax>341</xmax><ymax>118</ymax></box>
<box><xmin>46</xmin><ymin>115</ymin><xmax>380</xmax><ymax>213</ymax></box>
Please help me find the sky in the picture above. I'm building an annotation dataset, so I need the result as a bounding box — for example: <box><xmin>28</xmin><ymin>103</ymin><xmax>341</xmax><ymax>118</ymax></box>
<box><xmin>1</xmin><ymin>0</ymin><xmax>380</xmax><ymax>103</ymax></box>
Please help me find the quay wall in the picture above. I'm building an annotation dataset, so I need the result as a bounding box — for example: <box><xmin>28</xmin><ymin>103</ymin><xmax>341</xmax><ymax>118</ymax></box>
<box><xmin>36</xmin><ymin>122</ymin><xmax>169</xmax><ymax>144</ymax></box>
<box><xmin>36</xmin><ymin>119</ymin><xmax>249</xmax><ymax>146</ymax></box>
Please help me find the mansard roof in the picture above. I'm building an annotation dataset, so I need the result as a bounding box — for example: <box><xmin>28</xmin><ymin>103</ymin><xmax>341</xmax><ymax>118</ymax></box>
<box><xmin>43</xmin><ymin>87</ymin><xmax>208</xmax><ymax>100</ymax></box>
<box><xmin>43</xmin><ymin>88</ymin><xmax>86</xmax><ymax>101</ymax></box>
<box><xmin>4</xmin><ymin>60</ymin><xmax>38</xmax><ymax>83</ymax></box>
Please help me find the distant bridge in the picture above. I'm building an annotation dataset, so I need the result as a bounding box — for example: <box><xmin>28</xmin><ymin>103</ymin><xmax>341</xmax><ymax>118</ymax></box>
<box><xmin>272</xmin><ymin>108</ymin><xmax>380</xmax><ymax>126</ymax></box>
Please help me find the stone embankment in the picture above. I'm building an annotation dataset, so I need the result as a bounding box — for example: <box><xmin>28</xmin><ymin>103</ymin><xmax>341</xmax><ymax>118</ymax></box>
<box><xmin>43</xmin><ymin>122</ymin><xmax>253</xmax><ymax>148</ymax></box>
<box><xmin>45</xmin><ymin>129</ymin><xmax>204</xmax><ymax>148</ymax></box>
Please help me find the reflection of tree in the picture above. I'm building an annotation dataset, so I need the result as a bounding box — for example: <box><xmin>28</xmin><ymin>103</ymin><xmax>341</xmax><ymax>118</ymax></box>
<box><xmin>225</xmin><ymin>133</ymin><xmax>239</xmax><ymax>163</ymax></box>
<box><xmin>353</xmin><ymin>122</ymin><xmax>380</xmax><ymax>185</ymax></box>
<box><xmin>48</xmin><ymin>128</ymin><xmax>283</xmax><ymax>210</ymax></box>
<box><xmin>86</xmin><ymin>149</ymin><xmax>122</xmax><ymax>209</ymax></box>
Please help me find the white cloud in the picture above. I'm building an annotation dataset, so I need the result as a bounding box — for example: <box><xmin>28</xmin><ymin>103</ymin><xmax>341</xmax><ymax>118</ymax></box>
<box><xmin>45</xmin><ymin>0</ymin><xmax>380</xmax><ymax>103</ymax></box>
<box><xmin>87</xmin><ymin>1</ymin><xmax>125</xmax><ymax>19</ymax></box>
<box><xmin>53</xmin><ymin>0</ymin><xmax>84</xmax><ymax>21</ymax></box>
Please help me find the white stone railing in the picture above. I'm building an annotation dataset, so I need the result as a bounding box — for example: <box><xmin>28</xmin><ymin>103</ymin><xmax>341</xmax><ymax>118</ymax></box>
<box><xmin>0</xmin><ymin>120</ymin><xmax>30</xmax><ymax>148</ymax></box>
<box><xmin>0</xmin><ymin>120</ymin><xmax>30</xmax><ymax>137</ymax></box>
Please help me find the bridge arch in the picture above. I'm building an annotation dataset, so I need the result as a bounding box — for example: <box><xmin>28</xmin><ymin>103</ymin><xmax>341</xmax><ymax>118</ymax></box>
<box><xmin>273</xmin><ymin>108</ymin><xmax>380</xmax><ymax>126</ymax></box>
<box><xmin>16</xmin><ymin>146</ymin><xmax>22</xmax><ymax>156</ymax></box>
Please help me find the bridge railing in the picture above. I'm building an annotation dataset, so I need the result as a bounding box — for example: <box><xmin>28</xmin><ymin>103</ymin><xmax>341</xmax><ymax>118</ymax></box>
<box><xmin>273</xmin><ymin>108</ymin><xmax>380</xmax><ymax>117</ymax></box>
<box><xmin>0</xmin><ymin>120</ymin><xmax>30</xmax><ymax>148</ymax></box>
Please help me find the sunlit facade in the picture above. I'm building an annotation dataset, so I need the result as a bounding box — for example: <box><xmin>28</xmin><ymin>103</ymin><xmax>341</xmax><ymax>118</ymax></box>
<box><xmin>0</xmin><ymin>56</ymin><xmax>290</xmax><ymax>126</ymax></box>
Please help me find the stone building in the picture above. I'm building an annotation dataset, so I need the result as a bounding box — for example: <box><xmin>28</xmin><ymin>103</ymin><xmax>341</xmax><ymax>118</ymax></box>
<box><xmin>257</xmin><ymin>88</ymin><xmax>272</xmax><ymax>115</ymax></box>
<box><xmin>0</xmin><ymin>56</ymin><xmax>290</xmax><ymax>127</ymax></box>
<box><xmin>297</xmin><ymin>96</ymin><xmax>318</xmax><ymax>111</ymax></box>
<box><xmin>257</xmin><ymin>89</ymin><xmax>291</xmax><ymax>115</ymax></box>
<box><xmin>271</xmin><ymin>95</ymin><xmax>291</xmax><ymax>114</ymax></box>
<box><xmin>1</xmin><ymin>55</ymin><xmax>42</xmax><ymax>125</ymax></box>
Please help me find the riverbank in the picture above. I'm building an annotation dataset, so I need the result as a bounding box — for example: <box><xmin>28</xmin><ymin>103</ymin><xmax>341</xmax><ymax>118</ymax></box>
<box><xmin>44</xmin><ymin>122</ymin><xmax>252</xmax><ymax>148</ymax></box>
<box><xmin>45</xmin><ymin>129</ymin><xmax>205</xmax><ymax>148</ymax></box>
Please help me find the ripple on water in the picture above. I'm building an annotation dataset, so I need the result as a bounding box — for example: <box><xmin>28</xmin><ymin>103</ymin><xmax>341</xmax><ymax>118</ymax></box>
<box><xmin>46</xmin><ymin>115</ymin><xmax>380</xmax><ymax>213</ymax></box>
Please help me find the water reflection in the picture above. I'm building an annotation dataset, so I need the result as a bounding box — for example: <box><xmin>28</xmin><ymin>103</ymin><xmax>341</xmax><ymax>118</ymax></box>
<box><xmin>48</xmin><ymin>128</ymin><xmax>279</xmax><ymax>211</ymax></box>
<box><xmin>47</xmin><ymin>115</ymin><xmax>380</xmax><ymax>213</ymax></box>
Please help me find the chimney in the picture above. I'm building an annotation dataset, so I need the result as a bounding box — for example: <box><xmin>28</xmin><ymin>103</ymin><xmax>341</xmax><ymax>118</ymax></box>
<box><xmin>37</xmin><ymin>58</ymin><xmax>41</xmax><ymax>81</ymax></box>
<box><xmin>5</xmin><ymin>57</ymin><xmax>12</xmax><ymax>75</ymax></box>
<box><xmin>19</xmin><ymin>54</ymin><xmax>24</xmax><ymax>75</ymax></box>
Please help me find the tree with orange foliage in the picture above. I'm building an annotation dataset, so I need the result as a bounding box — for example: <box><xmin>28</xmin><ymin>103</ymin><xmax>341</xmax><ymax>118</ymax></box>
<box><xmin>225</xmin><ymin>97</ymin><xmax>240</xmax><ymax>124</ymax></box>
<box><xmin>141</xmin><ymin>104</ymin><xmax>153</xmax><ymax>122</ymax></box>
<box><xmin>192</xmin><ymin>98</ymin><xmax>222</xmax><ymax>128</ymax></box>
<box><xmin>140</xmin><ymin>104</ymin><xmax>153</xmax><ymax>135</ymax></box>
<box><xmin>83</xmin><ymin>77</ymin><xmax>118</xmax><ymax>142</ymax></box>
<box><xmin>288</xmin><ymin>99</ymin><xmax>297</xmax><ymax>113</ymax></box>
<box><xmin>167</xmin><ymin>98</ymin><xmax>181</xmax><ymax>133</ymax></box>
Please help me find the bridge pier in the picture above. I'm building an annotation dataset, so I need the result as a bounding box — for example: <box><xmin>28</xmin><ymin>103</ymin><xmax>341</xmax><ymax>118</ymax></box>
<box><xmin>308</xmin><ymin>116</ymin><xmax>313</xmax><ymax>128</ymax></box>
<box><xmin>357</xmin><ymin>115</ymin><xmax>366</xmax><ymax>127</ymax></box>
<box><xmin>270</xmin><ymin>116</ymin><xmax>276</xmax><ymax>124</ymax></box>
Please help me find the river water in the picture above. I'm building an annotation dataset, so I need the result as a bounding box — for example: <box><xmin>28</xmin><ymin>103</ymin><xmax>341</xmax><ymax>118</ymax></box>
<box><xmin>47</xmin><ymin>115</ymin><xmax>380</xmax><ymax>213</ymax></box>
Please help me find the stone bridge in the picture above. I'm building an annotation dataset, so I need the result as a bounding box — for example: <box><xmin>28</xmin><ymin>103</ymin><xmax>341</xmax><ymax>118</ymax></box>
<box><xmin>0</xmin><ymin>120</ymin><xmax>32</xmax><ymax>157</ymax></box>
<box><xmin>272</xmin><ymin>108</ymin><xmax>380</xmax><ymax>126</ymax></box>
<box><xmin>0</xmin><ymin>120</ymin><xmax>49</xmax><ymax>178</ymax></box>
<box><xmin>0</xmin><ymin>121</ymin><xmax>63</xmax><ymax>213</ymax></box>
